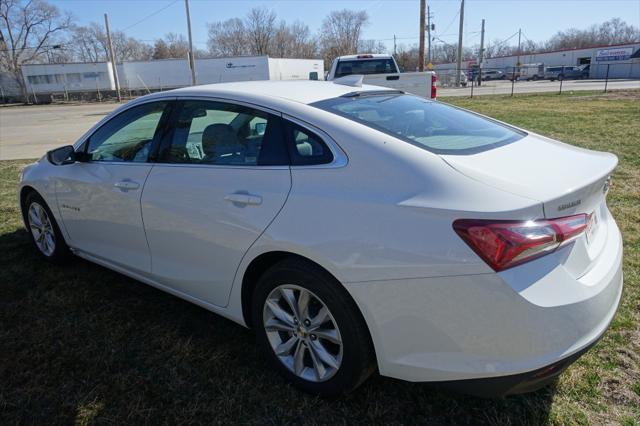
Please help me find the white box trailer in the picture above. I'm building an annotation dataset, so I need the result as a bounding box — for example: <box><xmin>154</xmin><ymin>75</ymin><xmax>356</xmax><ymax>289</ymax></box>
<box><xmin>21</xmin><ymin>62</ymin><xmax>115</xmax><ymax>93</ymax></box>
<box><xmin>119</xmin><ymin>56</ymin><xmax>324</xmax><ymax>91</ymax></box>
<box><xmin>23</xmin><ymin>56</ymin><xmax>325</xmax><ymax>94</ymax></box>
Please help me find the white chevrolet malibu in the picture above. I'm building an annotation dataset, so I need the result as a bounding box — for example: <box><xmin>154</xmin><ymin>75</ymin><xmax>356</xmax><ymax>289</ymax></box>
<box><xmin>19</xmin><ymin>80</ymin><xmax>622</xmax><ymax>397</ymax></box>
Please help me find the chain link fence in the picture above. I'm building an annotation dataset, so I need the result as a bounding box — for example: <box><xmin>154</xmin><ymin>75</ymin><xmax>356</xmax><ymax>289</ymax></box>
<box><xmin>434</xmin><ymin>61</ymin><xmax>640</xmax><ymax>98</ymax></box>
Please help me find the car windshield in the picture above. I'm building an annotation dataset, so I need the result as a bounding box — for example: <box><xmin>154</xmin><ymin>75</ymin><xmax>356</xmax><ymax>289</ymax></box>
<box><xmin>312</xmin><ymin>93</ymin><xmax>525</xmax><ymax>155</ymax></box>
<box><xmin>335</xmin><ymin>59</ymin><xmax>397</xmax><ymax>77</ymax></box>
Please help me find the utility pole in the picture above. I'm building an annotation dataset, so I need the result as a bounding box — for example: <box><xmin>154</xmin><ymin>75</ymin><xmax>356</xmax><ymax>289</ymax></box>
<box><xmin>478</xmin><ymin>18</ymin><xmax>485</xmax><ymax>86</ymax></box>
<box><xmin>185</xmin><ymin>0</ymin><xmax>197</xmax><ymax>85</ymax></box>
<box><xmin>516</xmin><ymin>28</ymin><xmax>522</xmax><ymax>68</ymax></box>
<box><xmin>427</xmin><ymin>5</ymin><xmax>433</xmax><ymax>65</ymax></box>
<box><xmin>393</xmin><ymin>34</ymin><xmax>397</xmax><ymax>56</ymax></box>
<box><xmin>455</xmin><ymin>0</ymin><xmax>465</xmax><ymax>86</ymax></box>
<box><xmin>418</xmin><ymin>0</ymin><xmax>425</xmax><ymax>71</ymax></box>
<box><xmin>104</xmin><ymin>13</ymin><xmax>122</xmax><ymax>102</ymax></box>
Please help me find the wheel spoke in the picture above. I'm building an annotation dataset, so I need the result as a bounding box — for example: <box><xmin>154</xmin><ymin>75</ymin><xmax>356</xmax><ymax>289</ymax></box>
<box><xmin>265</xmin><ymin>299</ymin><xmax>294</xmax><ymax>326</ymax></box>
<box><xmin>313</xmin><ymin>328</ymin><xmax>341</xmax><ymax>345</ymax></box>
<box><xmin>309</xmin><ymin>306</ymin><xmax>329</xmax><ymax>329</ymax></box>
<box><xmin>264</xmin><ymin>317</ymin><xmax>295</xmax><ymax>333</ymax></box>
<box><xmin>280</xmin><ymin>288</ymin><xmax>300</xmax><ymax>319</ymax></box>
<box><xmin>274</xmin><ymin>336</ymin><xmax>298</xmax><ymax>356</ymax></box>
<box><xmin>310</xmin><ymin>340</ymin><xmax>339</xmax><ymax>369</ymax></box>
<box><xmin>307</xmin><ymin>340</ymin><xmax>327</xmax><ymax>380</ymax></box>
<box><xmin>297</xmin><ymin>289</ymin><xmax>310</xmax><ymax>320</ymax></box>
<box><xmin>293</xmin><ymin>341</ymin><xmax>306</xmax><ymax>376</ymax></box>
<box><xmin>28</xmin><ymin>208</ymin><xmax>41</xmax><ymax>227</ymax></box>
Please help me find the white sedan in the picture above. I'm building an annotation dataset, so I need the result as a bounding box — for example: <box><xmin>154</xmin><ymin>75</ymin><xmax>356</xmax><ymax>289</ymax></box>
<box><xmin>18</xmin><ymin>80</ymin><xmax>623</xmax><ymax>397</ymax></box>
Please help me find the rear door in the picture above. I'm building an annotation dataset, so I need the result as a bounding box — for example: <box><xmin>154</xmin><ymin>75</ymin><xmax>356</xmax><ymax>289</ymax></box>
<box><xmin>141</xmin><ymin>98</ymin><xmax>291</xmax><ymax>307</ymax></box>
<box><xmin>55</xmin><ymin>100</ymin><xmax>173</xmax><ymax>274</ymax></box>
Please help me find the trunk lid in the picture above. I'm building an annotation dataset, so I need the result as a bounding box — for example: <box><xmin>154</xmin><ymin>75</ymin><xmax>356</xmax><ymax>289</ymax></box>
<box><xmin>441</xmin><ymin>133</ymin><xmax>617</xmax><ymax>278</ymax></box>
<box><xmin>440</xmin><ymin>133</ymin><xmax>617</xmax><ymax>219</ymax></box>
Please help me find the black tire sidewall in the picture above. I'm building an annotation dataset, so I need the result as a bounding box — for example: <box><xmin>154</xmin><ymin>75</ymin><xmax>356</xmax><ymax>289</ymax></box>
<box><xmin>252</xmin><ymin>259</ymin><xmax>374</xmax><ymax>396</ymax></box>
<box><xmin>23</xmin><ymin>192</ymin><xmax>70</xmax><ymax>264</ymax></box>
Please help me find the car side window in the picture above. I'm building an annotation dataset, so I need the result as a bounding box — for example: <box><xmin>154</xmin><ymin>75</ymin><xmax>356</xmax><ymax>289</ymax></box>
<box><xmin>162</xmin><ymin>100</ymin><xmax>288</xmax><ymax>166</ymax></box>
<box><xmin>285</xmin><ymin>121</ymin><xmax>334</xmax><ymax>166</ymax></box>
<box><xmin>87</xmin><ymin>102</ymin><xmax>168</xmax><ymax>162</ymax></box>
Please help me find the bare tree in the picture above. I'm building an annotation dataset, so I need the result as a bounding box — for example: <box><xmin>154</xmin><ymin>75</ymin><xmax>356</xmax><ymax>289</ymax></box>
<box><xmin>70</xmin><ymin>22</ymin><xmax>153</xmax><ymax>62</ymax></box>
<box><xmin>358</xmin><ymin>39</ymin><xmax>387</xmax><ymax>54</ymax></box>
<box><xmin>245</xmin><ymin>7</ymin><xmax>276</xmax><ymax>55</ymax></box>
<box><xmin>207</xmin><ymin>17</ymin><xmax>248</xmax><ymax>56</ymax></box>
<box><xmin>319</xmin><ymin>9</ymin><xmax>368</xmax><ymax>66</ymax></box>
<box><xmin>545</xmin><ymin>18</ymin><xmax>639</xmax><ymax>50</ymax></box>
<box><xmin>0</xmin><ymin>0</ymin><xmax>70</xmax><ymax>100</ymax></box>
<box><xmin>152</xmin><ymin>33</ymin><xmax>191</xmax><ymax>59</ymax></box>
<box><xmin>271</xmin><ymin>20</ymin><xmax>317</xmax><ymax>58</ymax></box>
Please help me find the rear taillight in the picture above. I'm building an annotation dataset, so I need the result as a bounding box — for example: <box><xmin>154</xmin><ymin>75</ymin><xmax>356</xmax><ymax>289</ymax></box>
<box><xmin>431</xmin><ymin>74</ymin><xmax>437</xmax><ymax>99</ymax></box>
<box><xmin>453</xmin><ymin>214</ymin><xmax>589</xmax><ymax>271</ymax></box>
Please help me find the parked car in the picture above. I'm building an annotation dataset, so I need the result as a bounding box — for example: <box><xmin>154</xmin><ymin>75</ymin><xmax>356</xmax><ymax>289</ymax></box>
<box><xmin>504</xmin><ymin>69</ymin><xmax>520</xmax><ymax>81</ymax></box>
<box><xmin>20</xmin><ymin>80</ymin><xmax>622</xmax><ymax>397</ymax></box>
<box><xmin>544</xmin><ymin>66</ymin><xmax>583</xmax><ymax>81</ymax></box>
<box><xmin>520</xmin><ymin>63</ymin><xmax>545</xmax><ymax>81</ymax></box>
<box><xmin>481</xmin><ymin>70</ymin><xmax>505</xmax><ymax>80</ymax></box>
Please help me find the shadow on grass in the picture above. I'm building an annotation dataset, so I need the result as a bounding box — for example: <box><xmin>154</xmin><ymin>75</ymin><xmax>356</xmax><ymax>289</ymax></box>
<box><xmin>0</xmin><ymin>228</ymin><xmax>557</xmax><ymax>424</ymax></box>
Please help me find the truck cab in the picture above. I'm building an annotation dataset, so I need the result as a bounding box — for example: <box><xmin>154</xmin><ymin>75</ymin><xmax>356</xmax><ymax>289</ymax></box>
<box><xmin>326</xmin><ymin>54</ymin><xmax>437</xmax><ymax>99</ymax></box>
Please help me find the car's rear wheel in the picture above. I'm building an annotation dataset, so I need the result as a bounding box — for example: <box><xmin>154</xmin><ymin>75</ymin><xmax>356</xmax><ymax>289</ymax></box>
<box><xmin>252</xmin><ymin>258</ymin><xmax>375</xmax><ymax>396</ymax></box>
<box><xmin>23</xmin><ymin>191</ymin><xmax>70</xmax><ymax>264</ymax></box>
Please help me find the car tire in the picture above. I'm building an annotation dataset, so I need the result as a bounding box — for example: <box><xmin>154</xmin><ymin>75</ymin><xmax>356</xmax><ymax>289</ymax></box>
<box><xmin>22</xmin><ymin>191</ymin><xmax>71</xmax><ymax>264</ymax></box>
<box><xmin>532</xmin><ymin>75</ymin><xmax>538</xmax><ymax>81</ymax></box>
<box><xmin>252</xmin><ymin>257</ymin><xmax>376</xmax><ymax>396</ymax></box>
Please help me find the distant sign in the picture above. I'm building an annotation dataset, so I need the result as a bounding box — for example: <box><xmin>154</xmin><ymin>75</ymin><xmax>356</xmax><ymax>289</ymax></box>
<box><xmin>595</xmin><ymin>47</ymin><xmax>633</xmax><ymax>62</ymax></box>
<box><xmin>427</xmin><ymin>62</ymin><xmax>433</xmax><ymax>70</ymax></box>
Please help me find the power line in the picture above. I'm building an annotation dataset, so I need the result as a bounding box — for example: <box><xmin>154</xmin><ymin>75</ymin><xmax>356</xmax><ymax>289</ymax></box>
<box><xmin>119</xmin><ymin>0</ymin><xmax>179</xmax><ymax>32</ymax></box>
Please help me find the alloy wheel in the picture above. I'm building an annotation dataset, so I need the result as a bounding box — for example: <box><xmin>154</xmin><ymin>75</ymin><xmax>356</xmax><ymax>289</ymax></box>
<box><xmin>28</xmin><ymin>202</ymin><xmax>56</xmax><ymax>256</ymax></box>
<box><xmin>263</xmin><ymin>284</ymin><xmax>343</xmax><ymax>382</ymax></box>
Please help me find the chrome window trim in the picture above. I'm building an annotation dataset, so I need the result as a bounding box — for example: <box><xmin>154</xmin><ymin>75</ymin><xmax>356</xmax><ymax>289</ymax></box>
<box><xmin>173</xmin><ymin>95</ymin><xmax>283</xmax><ymax>117</ymax></box>
<box><xmin>283</xmin><ymin>114</ymin><xmax>348</xmax><ymax>169</ymax></box>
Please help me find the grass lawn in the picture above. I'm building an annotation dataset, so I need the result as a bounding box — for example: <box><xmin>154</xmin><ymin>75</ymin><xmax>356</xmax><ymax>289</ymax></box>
<box><xmin>1</xmin><ymin>90</ymin><xmax>639</xmax><ymax>424</ymax></box>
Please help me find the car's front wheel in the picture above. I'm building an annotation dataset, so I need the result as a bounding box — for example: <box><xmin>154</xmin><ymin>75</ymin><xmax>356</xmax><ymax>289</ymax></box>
<box><xmin>252</xmin><ymin>258</ymin><xmax>375</xmax><ymax>396</ymax></box>
<box><xmin>23</xmin><ymin>191</ymin><xmax>71</xmax><ymax>264</ymax></box>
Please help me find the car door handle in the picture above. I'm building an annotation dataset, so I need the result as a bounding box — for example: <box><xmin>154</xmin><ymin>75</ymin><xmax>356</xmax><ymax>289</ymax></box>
<box><xmin>114</xmin><ymin>180</ymin><xmax>140</xmax><ymax>190</ymax></box>
<box><xmin>224</xmin><ymin>193</ymin><xmax>262</xmax><ymax>206</ymax></box>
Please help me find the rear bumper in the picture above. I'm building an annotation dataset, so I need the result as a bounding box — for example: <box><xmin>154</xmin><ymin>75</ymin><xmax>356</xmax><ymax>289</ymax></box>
<box><xmin>343</xmin><ymin>217</ymin><xmax>623</xmax><ymax>392</ymax></box>
<box><xmin>436</xmin><ymin>320</ymin><xmax>606</xmax><ymax>397</ymax></box>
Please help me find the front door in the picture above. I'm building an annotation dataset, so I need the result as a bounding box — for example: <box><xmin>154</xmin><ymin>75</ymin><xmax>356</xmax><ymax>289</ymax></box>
<box><xmin>55</xmin><ymin>101</ymin><xmax>172</xmax><ymax>274</ymax></box>
<box><xmin>141</xmin><ymin>99</ymin><xmax>291</xmax><ymax>306</ymax></box>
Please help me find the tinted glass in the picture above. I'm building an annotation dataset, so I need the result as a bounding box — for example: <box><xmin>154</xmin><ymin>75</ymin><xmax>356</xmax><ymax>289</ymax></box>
<box><xmin>87</xmin><ymin>101</ymin><xmax>167</xmax><ymax>162</ymax></box>
<box><xmin>163</xmin><ymin>100</ymin><xmax>288</xmax><ymax>166</ymax></box>
<box><xmin>312</xmin><ymin>94</ymin><xmax>525</xmax><ymax>155</ymax></box>
<box><xmin>285</xmin><ymin>121</ymin><xmax>333</xmax><ymax>165</ymax></box>
<box><xmin>335</xmin><ymin>59</ymin><xmax>397</xmax><ymax>78</ymax></box>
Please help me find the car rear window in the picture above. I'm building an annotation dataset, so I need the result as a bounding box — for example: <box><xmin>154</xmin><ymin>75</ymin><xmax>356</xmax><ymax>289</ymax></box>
<box><xmin>311</xmin><ymin>93</ymin><xmax>525</xmax><ymax>155</ymax></box>
<box><xmin>335</xmin><ymin>59</ymin><xmax>397</xmax><ymax>78</ymax></box>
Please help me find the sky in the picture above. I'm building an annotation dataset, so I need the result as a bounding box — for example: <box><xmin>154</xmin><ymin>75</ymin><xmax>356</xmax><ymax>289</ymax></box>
<box><xmin>52</xmin><ymin>0</ymin><xmax>640</xmax><ymax>51</ymax></box>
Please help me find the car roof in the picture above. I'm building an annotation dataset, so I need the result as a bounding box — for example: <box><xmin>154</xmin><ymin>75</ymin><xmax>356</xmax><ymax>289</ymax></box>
<box><xmin>170</xmin><ymin>80</ymin><xmax>392</xmax><ymax>105</ymax></box>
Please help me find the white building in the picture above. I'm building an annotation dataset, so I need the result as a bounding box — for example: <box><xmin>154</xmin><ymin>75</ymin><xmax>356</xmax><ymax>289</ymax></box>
<box><xmin>434</xmin><ymin>42</ymin><xmax>640</xmax><ymax>79</ymax></box>
<box><xmin>21</xmin><ymin>56</ymin><xmax>324</xmax><ymax>95</ymax></box>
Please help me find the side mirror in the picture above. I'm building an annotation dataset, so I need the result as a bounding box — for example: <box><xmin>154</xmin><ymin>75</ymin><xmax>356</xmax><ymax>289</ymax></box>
<box><xmin>47</xmin><ymin>145</ymin><xmax>88</xmax><ymax>165</ymax></box>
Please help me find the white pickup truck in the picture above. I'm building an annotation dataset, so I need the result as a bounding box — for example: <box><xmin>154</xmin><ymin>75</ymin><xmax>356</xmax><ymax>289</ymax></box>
<box><xmin>326</xmin><ymin>54</ymin><xmax>437</xmax><ymax>99</ymax></box>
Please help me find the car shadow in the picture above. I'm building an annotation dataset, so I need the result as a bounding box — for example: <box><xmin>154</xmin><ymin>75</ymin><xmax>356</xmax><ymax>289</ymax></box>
<box><xmin>0</xmin><ymin>228</ymin><xmax>556</xmax><ymax>424</ymax></box>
